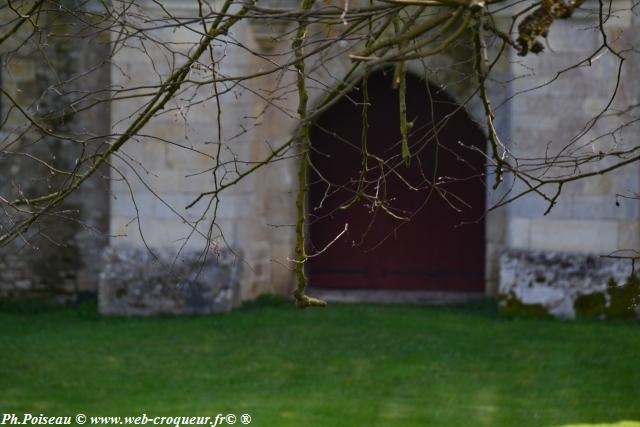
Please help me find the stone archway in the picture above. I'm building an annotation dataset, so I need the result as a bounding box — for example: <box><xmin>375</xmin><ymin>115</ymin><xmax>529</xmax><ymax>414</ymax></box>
<box><xmin>308</xmin><ymin>70</ymin><xmax>486</xmax><ymax>292</ymax></box>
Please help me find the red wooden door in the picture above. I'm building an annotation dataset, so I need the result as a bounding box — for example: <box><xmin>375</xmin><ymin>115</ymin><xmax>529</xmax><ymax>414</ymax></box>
<box><xmin>308</xmin><ymin>71</ymin><xmax>486</xmax><ymax>292</ymax></box>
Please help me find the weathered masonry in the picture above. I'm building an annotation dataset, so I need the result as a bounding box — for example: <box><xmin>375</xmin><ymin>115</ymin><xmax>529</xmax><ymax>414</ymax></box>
<box><xmin>1</xmin><ymin>1</ymin><xmax>639</xmax><ymax>318</ymax></box>
<box><xmin>0</xmin><ymin>2</ymin><xmax>110</xmax><ymax>302</ymax></box>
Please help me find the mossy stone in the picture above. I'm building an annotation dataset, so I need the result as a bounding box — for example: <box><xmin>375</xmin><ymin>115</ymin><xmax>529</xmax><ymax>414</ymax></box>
<box><xmin>574</xmin><ymin>274</ymin><xmax>640</xmax><ymax>319</ymax></box>
<box><xmin>574</xmin><ymin>292</ymin><xmax>606</xmax><ymax>318</ymax></box>
<box><xmin>605</xmin><ymin>274</ymin><xmax>639</xmax><ymax>319</ymax></box>
<box><xmin>498</xmin><ymin>294</ymin><xmax>551</xmax><ymax>318</ymax></box>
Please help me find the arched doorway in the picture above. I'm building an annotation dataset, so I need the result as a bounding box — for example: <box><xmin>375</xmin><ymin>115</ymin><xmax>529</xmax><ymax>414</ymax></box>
<box><xmin>308</xmin><ymin>71</ymin><xmax>486</xmax><ymax>292</ymax></box>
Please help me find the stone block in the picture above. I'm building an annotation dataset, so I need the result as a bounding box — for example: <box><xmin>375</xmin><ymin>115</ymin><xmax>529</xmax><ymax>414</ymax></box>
<box><xmin>265</xmin><ymin>158</ymin><xmax>296</xmax><ymax>192</ymax></box>
<box><xmin>571</xmin><ymin>195</ymin><xmax>639</xmax><ymax>221</ymax></box>
<box><xmin>613</xmin><ymin>171</ymin><xmax>640</xmax><ymax>193</ymax></box>
<box><xmin>112</xmin><ymin>216</ymin><xmax>209</xmax><ymax>249</ymax></box>
<box><xmin>110</xmin><ymin>215</ymin><xmax>137</xmax><ymax>239</ymax></box>
<box><xmin>111</xmin><ymin>95</ymin><xmax>149</xmax><ymax>126</ymax></box>
<box><xmin>485</xmin><ymin>241</ymin><xmax>503</xmax><ymax>296</ymax></box>
<box><xmin>507</xmin><ymin>217</ymin><xmax>531</xmax><ymax>248</ymax></box>
<box><xmin>618</xmin><ymin>220</ymin><xmax>640</xmax><ymax>250</ymax></box>
<box><xmin>124</xmin><ymin>167</ymin><xmax>215</xmax><ymax>197</ymax></box>
<box><xmin>247</xmin><ymin>240</ymin><xmax>271</xmax><ymax>286</ymax></box>
<box><xmin>180</xmin><ymin>99</ymin><xmax>222</xmax><ymax>127</ymax></box>
<box><xmin>543</xmin><ymin>20</ymin><xmax>601</xmax><ymax>53</ymax></box>
<box><xmin>499</xmin><ymin>248</ymin><xmax>636</xmax><ymax>318</ymax></box>
<box><xmin>99</xmin><ymin>244</ymin><xmax>241</xmax><ymax>315</ymax></box>
<box><xmin>603</xmin><ymin>0</ymin><xmax>633</xmax><ymax>31</ymax></box>
<box><xmin>111</xmin><ymin>192</ymin><xmax>156</xmax><ymax>220</ymax></box>
<box><xmin>152</xmin><ymin>193</ymin><xmax>201</xmax><ymax>221</ymax></box>
<box><xmin>529</xmin><ymin>219</ymin><xmax>619</xmax><ymax>253</ymax></box>
<box><xmin>120</xmin><ymin>138</ymin><xmax>167</xmax><ymax>170</ymax></box>
<box><xmin>511</xmin><ymin>58</ymin><xmax>609</xmax><ymax>101</ymax></box>
<box><xmin>210</xmin><ymin>193</ymin><xmax>248</xmax><ymax>220</ymax></box>
<box><xmin>149</xmin><ymin>119</ymin><xmax>194</xmax><ymax>143</ymax></box>
<box><xmin>140</xmin><ymin>218</ymin><xmax>200</xmax><ymax>248</ymax></box>
<box><xmin>507</xmin><ymin>192</ymin><xmax>571</xmax><ymax>219</ymax></box>
<box><xmin>235</xmin><ymin>209</ymin><xmax>267</xmax><ymax>240</ymax></box>
<box><xmin>109</xmin><ymin>160</ymin><xmax>160</xmax><ymax>196</ymax></box>
<box><xmin>152</xmin><ymin>169</ymin><xmax>184</xmax><ymax>193</ymax></box>
<box><xmin>576</xmin><ymin>174</ymin><xmax>616</xmax><ymax>196</ymax></box>
<box><xmin>165</xmin><ymin>142</ymin><xmax>217</xmax><ymax>170</ymax></box>
<box><xmin>265</xmin><ymin>191</ymin><xmax>295</xmax><ymax>226</ymax></box>
<box><xmin>581</xmin><ymin>96</ymin><xmax>612</xmax><ymax>117</ymax></box>
<box><xmin>269</xmin><ymin>241</ymin><xmax>294</xmax><ymax>294</ymax></box>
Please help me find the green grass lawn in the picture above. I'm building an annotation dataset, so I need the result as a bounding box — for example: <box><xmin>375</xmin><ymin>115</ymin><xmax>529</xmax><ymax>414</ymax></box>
<box><xmin>1</xmin><ymin>297</ymin><xmax>639</xmax><ymax>427</ymax></box>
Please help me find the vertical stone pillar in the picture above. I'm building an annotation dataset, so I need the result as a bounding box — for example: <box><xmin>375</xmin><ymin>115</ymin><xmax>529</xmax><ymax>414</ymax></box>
<box><xmin>0</xmin><ymin>2</ymin><xmax>110</xmax><ymax>301</ymax></box>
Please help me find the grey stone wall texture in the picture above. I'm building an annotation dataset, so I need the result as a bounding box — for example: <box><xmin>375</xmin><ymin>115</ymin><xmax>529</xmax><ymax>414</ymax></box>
<box><xmin>0</xmin><ymin>0</ymin><xmax>639</xmax><ymax>317</ymax></box>
<box><xmin>0</xmin><ymin>3</ymin><xmax>110</xmax><ymax>302</ymax></box>
<box><xmin>99</xmin><ymin>245</ymin><xmax>241</xmax><ymax>316</ymax></box>
<box><xmin>499</xmin><ymin>249</ymin><xmax>638</xmax><ymax>319</ymax></box>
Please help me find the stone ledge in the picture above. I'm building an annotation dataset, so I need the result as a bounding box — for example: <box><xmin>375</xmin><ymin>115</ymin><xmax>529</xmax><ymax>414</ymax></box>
<box><xmin>99</xmin><ymin>245</ymin><xmax>242</xmax><ymax>316</ymax></box>
<box><xmin>499</xmin><ymin>248</ymin><xmax>638</xmax><ymax>319</ymax></box>
<box><xmin>307</xmin><ymin>289</ymin><xmax>485</xmax><ymax>305</ymax></box>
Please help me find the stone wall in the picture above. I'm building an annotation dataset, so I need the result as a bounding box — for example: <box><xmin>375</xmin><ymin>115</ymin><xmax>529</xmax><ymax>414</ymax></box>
<box><xmin>99</xmin><ymin>245</ymin><xmax>241</xmax><ymax>315</ymax></box>
<box><xmin>102</xmin><ymin>0</ymin><xmax>507</xmax><ymax>313</ymax></box>
<box><xmin>104</xmin><ymin>1</ymin><xmax>294</xmax><ymax>308</ymax></box>
<box><xmin>3</xmin><ymin>1</ymin><xmax>635</xmax><ymax>311</ymax></box>
<box><xmin>0</xmin><ymin>2</ymin><xmax>110</xmax><ymax>301</ymax></box>
<box><xmin>500</xmin><ymin>249</ymin><xmax>640</xmax><ymax>318</ymax></box>
<box><xmin>504</xmin><ymin>0</ymin><xmax>640</xmax><ymax>254</ymax></box>
<box><xmin>499</xmin><ymin>249</ymin><xmax>638</xmax><ymax>318</ymax></box>
<box><xmin>498</xmin><ymin>0</ymin><xmax>640</xmax><ymax>315</ymax></box>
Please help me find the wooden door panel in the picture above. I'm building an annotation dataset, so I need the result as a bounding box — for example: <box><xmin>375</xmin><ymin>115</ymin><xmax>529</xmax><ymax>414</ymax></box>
<box><xmin>308</xmin><ymin>71</ymin><xmax>485</xmax><ymax>292</ymax></box>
